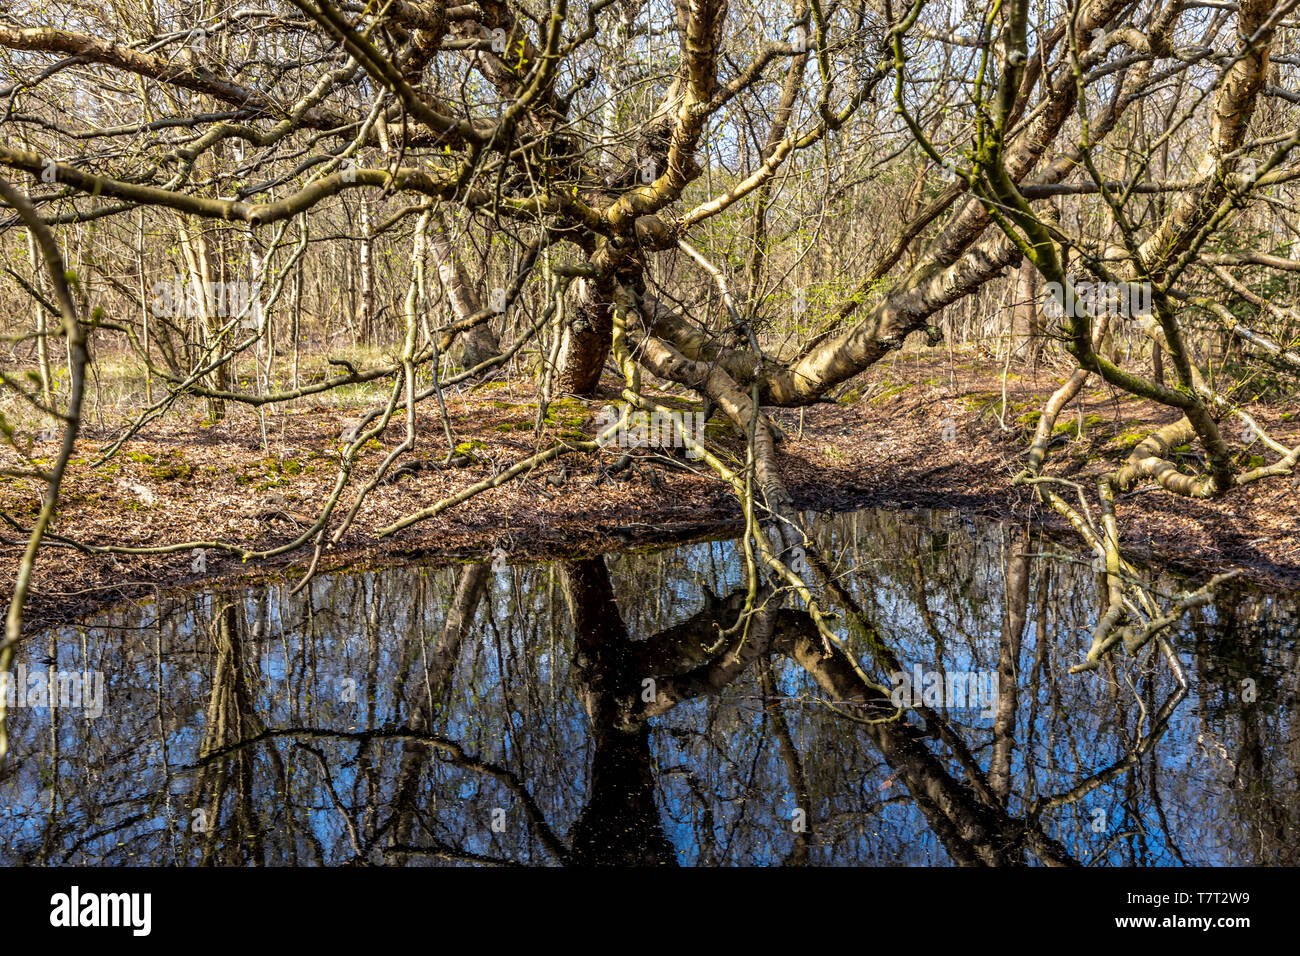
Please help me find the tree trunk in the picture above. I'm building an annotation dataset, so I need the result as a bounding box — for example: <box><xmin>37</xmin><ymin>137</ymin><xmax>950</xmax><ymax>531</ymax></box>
<box><xmin>553</xmin><ymin>277</ymin><xmax>613</xmax><ymax>395</ymax></box>
<box><xmin>1011</xmin><ymin>260</ymin><xmax>1039</xmax><ymax>360</ymax></box>
<box><xmin>357</xmin><ymin>199</ymin><xmax>374</xmax><ymax>342</ymax></box>
<box><xmin>430</xmin><ymin>217</ymin><xmax>500</xmax><ymax>368</ymax></box>
<box><xmin>177</xmin><ymin>217</ymin><xmax>227</xmax><ymax>420</ymax></box>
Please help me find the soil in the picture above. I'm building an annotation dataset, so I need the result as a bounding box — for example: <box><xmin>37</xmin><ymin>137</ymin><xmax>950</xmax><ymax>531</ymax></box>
<box><xmin>3</xmin><ymin>348</ymin><xmax>1298</xmax><ymax>633</ymax></box>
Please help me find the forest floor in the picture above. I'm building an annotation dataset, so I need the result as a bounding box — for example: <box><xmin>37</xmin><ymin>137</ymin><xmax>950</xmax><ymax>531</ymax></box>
<box><xmin>3</xmin><ymin>347</ymin><xmax>1299</xmax><ymax>631</ymax></box>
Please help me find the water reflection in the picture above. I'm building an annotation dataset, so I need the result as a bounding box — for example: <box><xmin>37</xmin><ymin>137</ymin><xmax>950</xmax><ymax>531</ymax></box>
<box><xmin>2</xmin><ymin>509</ymin><xmax>1297</xmax><ymax>865</ymax></box>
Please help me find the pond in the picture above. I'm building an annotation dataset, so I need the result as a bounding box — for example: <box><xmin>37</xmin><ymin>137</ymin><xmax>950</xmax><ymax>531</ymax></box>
<box><xmin>1</xmin><ymin>508</ymin><xmax>1297</xmax><ymax>865</ymax></box>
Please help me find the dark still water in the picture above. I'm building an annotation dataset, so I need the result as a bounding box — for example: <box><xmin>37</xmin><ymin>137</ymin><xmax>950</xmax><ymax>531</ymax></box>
<box><xmin>2</xmin><ymin>509</ymin><xmax>1297</xmax><ymax>865</ymax></box>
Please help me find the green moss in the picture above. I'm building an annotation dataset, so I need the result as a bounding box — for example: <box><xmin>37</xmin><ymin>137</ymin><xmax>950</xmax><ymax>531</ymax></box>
<box><xmin>147</xmin><ymin>461</ymin><xmax>193</xmax><ymax>481</ymax></box>
<box><xmin>1016</xmin><ymin>411</ymin><xmax>1043</xmax><ymax>428</ymax></box>
<box><xmin>704</xmin><ymin>421</ymin><xmax>732</xmax><ymax>440</ymax></box>
<box><xmin>870</xmin><ymin>382</ymin><xmax>911</xmax><ymax>405</ymax></box>
<box><xmin>1112</xmin><ymin>429</ymin><xmax>1148</xmax><ymax>451</ymax></box>
<box><xmin>959</xmin><ymin>390</ymin><xmax>1000</xmax><ymax>409</ymax></box>
<box><xmin>1051</xmin><ymin>414</ymin><xmax>1108</xmax><ymax>438</ymax></box>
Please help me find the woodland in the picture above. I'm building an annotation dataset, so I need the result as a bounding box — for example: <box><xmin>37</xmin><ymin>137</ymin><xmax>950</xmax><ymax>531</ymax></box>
<box><xmin>0</xmin><ymin>0</ymin><xmax>1297</xmax><ymax>862</ymax></box>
